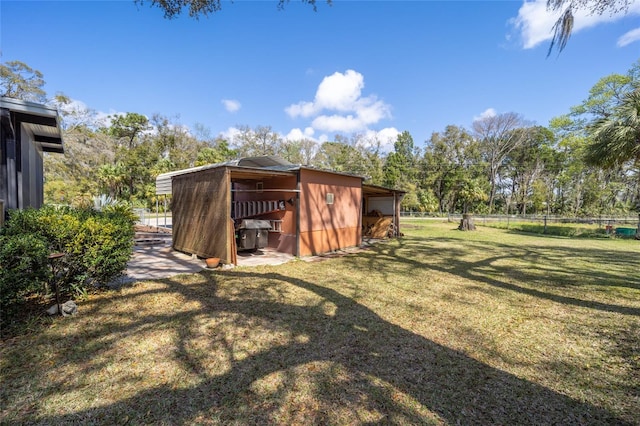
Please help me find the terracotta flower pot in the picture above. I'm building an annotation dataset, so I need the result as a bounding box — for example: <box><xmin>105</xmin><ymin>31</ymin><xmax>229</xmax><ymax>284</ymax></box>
<box><xmin>205</xmin><ymin>257</ymin><xmax>220</xmax><ymax>268</ymax></box>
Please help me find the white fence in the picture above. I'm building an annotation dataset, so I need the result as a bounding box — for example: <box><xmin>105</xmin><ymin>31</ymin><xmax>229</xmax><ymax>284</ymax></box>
<box><xmin>401</xmin><ymin>212</ymin><xmax>640</xmax><ymax>227</ymax></box>
<box><xmin>134</xmin><ymin>208</ymin><xmax>172</xmax><ymax>228</ymax></box>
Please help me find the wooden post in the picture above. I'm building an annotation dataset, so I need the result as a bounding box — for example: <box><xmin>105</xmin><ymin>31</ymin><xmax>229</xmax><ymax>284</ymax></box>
<box><xmin>48</xmin><ymin>253</ymin><xmax>65</xmax><ymax>316</ymax></box>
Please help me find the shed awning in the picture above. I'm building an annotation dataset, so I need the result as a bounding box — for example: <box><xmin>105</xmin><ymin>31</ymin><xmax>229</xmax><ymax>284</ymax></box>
<box><xmin>363</xmin><ymin>184</ymin><xmax>406</xmax><ymax>197</ymax></box>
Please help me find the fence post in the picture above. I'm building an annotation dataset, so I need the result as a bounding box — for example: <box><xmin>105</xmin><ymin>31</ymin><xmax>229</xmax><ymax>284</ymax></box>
<box><xmin>544</xmin><ymin>215</ymin><xmax>547</xmax><ymax>234</ymax></box>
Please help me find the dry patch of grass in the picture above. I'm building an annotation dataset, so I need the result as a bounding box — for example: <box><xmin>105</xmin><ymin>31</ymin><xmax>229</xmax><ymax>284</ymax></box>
<box><xmin>1</xmin><ymin>221</ymin><xmax>638</xmax><ymax>424</ymax></box>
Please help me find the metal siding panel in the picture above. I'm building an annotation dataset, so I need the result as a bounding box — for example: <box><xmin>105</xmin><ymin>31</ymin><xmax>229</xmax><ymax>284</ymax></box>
<box><xmin>366</xmin><ymin>197</ymin><xmax>394</xmax><ymax>216</ymax></box>
<box><xmin>298</xmin><ymin>168</ymin><xmax>362</xmax><ymax>255</ymax></box>
<box><xmin>172</xmin><ymin>167</ymin><xmax>231</xmax><ymax>262</ymax></box>
<box><xmin>3</xmin><ymin>130</ymin><xmax>17</xmax><ymax>209</ymax></box>
<box><xmin>34</xmin><ymin>147</ymin><xmax>44</xmax><ymax>208</ymax></box>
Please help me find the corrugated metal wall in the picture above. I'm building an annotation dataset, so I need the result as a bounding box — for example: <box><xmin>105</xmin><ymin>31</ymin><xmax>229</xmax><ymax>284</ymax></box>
<box><xmin>299</xmin><ymin>168</ymin><xmax>362</xmax><ymax>256</ymax></box>
<box><xmin>172</xmin><ymin>167</ymin><xmax>231</xmax><ymax>262</ymax></box>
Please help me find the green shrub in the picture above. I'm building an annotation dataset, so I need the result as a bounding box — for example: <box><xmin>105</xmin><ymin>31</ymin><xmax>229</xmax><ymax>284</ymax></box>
<box><xmin>0</xmin><ymin>233</ymin><xmax>50</xmax><ymax>315</ymax></box>
<box><xmin>1</xmin><ymin>205</ymin><xmax>135</xmax><ymax>307</ymax></box>
<box><xmin>64</xmin><ymin>214</ymin><xmax>134</xmax><ymax>287</ymax></box>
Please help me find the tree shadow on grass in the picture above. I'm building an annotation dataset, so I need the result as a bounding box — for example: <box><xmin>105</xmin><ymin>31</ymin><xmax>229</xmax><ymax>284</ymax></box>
<box><xmin>15</xmin><ymin>268</ymin><xmax>632</xmax><ymax>425</ymax></box>
<box><xmin>358</xmin><ymin>236</ymin><xmax>640</xmax><ymax>316</ymax></box>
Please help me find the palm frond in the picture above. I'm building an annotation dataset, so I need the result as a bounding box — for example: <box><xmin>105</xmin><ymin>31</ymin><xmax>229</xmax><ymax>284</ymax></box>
<box><xmin>586</xmin><ymin>89</ymin><xmax>640</xmax><ymax>167</ymax></box>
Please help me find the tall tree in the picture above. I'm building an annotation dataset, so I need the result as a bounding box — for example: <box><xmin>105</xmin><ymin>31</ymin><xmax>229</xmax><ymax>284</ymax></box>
<box><xmin>585</xmin><ymin>87</ymin><xmax>640</xmax><ymax>168</ymax></box>
<box><xmin>321</xmin><ymin>133</ymin><xmax>386</xmax><ymax>184</ymax></box>
<box><xmin>383</xmin><ymin>131</ymin><xmax>418</xmax><ymax>189</ymax></box>
<box><xmin>232</xmin><ymin>125</ymin><xmax>281</xmax><ymax>157</ymax></box>
<box><xmin>195</xmin><ymin>138</ymin><xmax>238</xmax><ymax>166</ymax></box>
<box><xmin>106</xmin><ymin>112</ymin><xmax>150</xmax><ymax>149</ymax></box>
<box><xmin>313</xmin><ymin>140</ymin><xmax>366</xmax><ymax>174</ymax></box>
<box><xmin>96</xmin><ymin>163</ymin><xmax>127</xmax><ymax>199</ymax></box>
<box><xmin>503</xmin><ymin>126</ymin><xmax>555</xmax><ymax>215</ymax></box>
<box><xmin>50</xmin><ymin>93</ymin><xmax>102</xmax><ymax>131</ymax></box>
<box><xmin>473</xmin><ymin>112</ymin><xmax>530</xmax><ymax>213</ymax></box>
<box><xmin>150</xmin><ymin>113</ymin><xmax>208</xmax><ymax>169</ymax></box>
<box><xmin>278</xmin><ymin>138</ymin><xmax>318</xmax><ymax>165</ymax></box>
<box><xmin>564</xmin><ymin>61</ymin><xmax>640</xmax><ymax>211</ymax></box>
<box><xmin>422</xmin><ymin>125</ymin><xmax>486</xmax><ymax>214</ymax></box>
<box><xmin>0</xmin><ymin>60</ymin><xmax>46</xmax><ymax>102</ymax></box>
<box><xmin>100</xmin><ymin>113</ymin><xmax>151</xmax><ymax>199</ymax></box>
<box><xmin>570</xmin><ymin>65</ymin><xmax>637</xmax><ymax>122</ymax></box>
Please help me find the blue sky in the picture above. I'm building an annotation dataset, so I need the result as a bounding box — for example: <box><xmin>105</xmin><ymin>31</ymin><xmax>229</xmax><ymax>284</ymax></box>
<box><xmin>1</xmin><ymin>0</ymin><xmax>639</xmax><ymax>151</ymax></box>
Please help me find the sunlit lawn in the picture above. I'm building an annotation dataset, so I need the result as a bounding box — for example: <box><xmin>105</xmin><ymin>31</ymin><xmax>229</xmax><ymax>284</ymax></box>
<box><xmin>1</xmin><ymin>220</ymin><xmax>639</xmax><ymax>424</ymax></box>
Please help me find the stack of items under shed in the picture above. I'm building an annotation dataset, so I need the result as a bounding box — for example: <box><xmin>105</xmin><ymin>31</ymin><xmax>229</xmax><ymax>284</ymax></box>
<box><xmin>363</xmin><ymin>210</ymin><xmax>393</xmax><ymax>239</ymax></box>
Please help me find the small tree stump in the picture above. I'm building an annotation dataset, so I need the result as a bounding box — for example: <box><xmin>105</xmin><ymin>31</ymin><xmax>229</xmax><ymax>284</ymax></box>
<box><xmin>458</xmin><ymin>213</ymin><xmax>476</xmax><ymax>231</ymax></box>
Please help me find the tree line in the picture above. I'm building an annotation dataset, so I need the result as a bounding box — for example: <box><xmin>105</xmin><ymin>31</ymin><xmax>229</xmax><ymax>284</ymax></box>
<box><xmin>2</xmin><ymin>59</ymin><xmax>638</xmax><ymax>216</ymax></box>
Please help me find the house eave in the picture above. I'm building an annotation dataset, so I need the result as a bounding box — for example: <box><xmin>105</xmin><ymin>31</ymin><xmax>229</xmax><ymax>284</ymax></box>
<box><xmin>0</xmin><ymin>97</ymin><xmax>64</xmax><ymax>153</ymax></box>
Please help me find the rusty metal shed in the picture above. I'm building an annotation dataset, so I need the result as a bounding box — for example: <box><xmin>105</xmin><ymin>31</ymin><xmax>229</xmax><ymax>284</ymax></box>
<box><xmin>157</xmin><ymin>156</ymin><xmax>405</xmax><ymax>264</ymax></box>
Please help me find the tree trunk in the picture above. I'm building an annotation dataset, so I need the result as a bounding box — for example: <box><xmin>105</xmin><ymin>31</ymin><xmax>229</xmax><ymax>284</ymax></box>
<box><xmin>458</xmin><ymin>213</ymin><xmax>476</xmax><ymax>231</ymax></box>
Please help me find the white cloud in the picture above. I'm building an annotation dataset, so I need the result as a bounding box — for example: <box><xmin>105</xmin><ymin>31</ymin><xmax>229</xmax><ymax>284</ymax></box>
<box><xmin>315</xmin><ymin>70</ymin><xmax>365</xmax><ymax>112</ymax></box>
<box><xmin>375</xmin><ymin>127</ymin><xmax>401</xmax><ymax>144</ymax></box>
<box><xmin>285</xmin><ymin>69</ymin><xmax>392</xmax><ymax>134</ymax></box>
<box><xmin>222</xmin><ymin>99</ymin><xmax>241</xmax><ymax>113</ymax></box>
<box><xmin>311</xmin><ymin>114</ymin><xmax>364</xmax><ymax>133</ymax></box>
<box><xmin>509</xmin><ymin>0</ymin><xmax>640</xmax><ymax>49</ymax></box>
<box><xmin>363</xmin><ymin>128</ymin><xmax>401</xmax><ymax>152</ymax></box>
<box><xmin>218</xmin><ymin>126</ymin><xmax>242</xmax><ymax>141</ymax></box>
<box><xmin>473</xmin><ymin>108</ymin><xmax>497</xmax><ymax>122</ymax></box>
<box><xmin>48</xmin><ymin>96</ymin><xmax>130</xmax><ymax>129</ymax></box>
<box><xmin>617</xmin><ymin>27</ymin><xmax>640</xmax><ymax>46</ymax></box>
<box><xmin>285</xmin><ymin>101</ymin><xmax>315</xmax><ymax>118</ymax></box>
<box><xmin>284</xmin><ymin>127</ymin><xmax>315</xmax><ymax>141</ymax></box>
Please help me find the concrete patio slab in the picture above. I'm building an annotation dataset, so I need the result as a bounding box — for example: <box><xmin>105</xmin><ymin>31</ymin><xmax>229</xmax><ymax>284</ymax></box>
<box><xmin>112</xmin><ymin>226</ymin><xmax>382</xmax><ymax>285</ymax></box>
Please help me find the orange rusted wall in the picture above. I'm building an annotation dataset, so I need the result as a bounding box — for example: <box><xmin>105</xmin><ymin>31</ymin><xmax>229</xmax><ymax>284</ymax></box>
<box><xmin>172</xmin><ymin>167</ymin><xmax>231</xmax><ymax>262</ymax></box>
<box><xmin>299</xmin><ymin>227</ymin><xmax>361</xmax><ymax>256</ymax></box>
<box><xmin>299</xmin><ymin>168</ymin><xmax>362</xmax><ymax>256</ymax></box>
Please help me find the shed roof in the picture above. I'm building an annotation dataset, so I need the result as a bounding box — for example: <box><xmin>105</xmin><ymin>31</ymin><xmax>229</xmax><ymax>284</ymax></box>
<box><xmin>155</xmin><ymin>156</ymin><xmax>295</xmax><ymax>195</ymax></box>
<box><xmin>0</xmin><ymin>97</ymin><xmax>64</xmax><ymax>154</ymax></box>
<box><xmin>156</xmin><ymin>155</ymin><xmax>405</xmax><ymax>198</ymax></box>
<box><xmin>156</xmin><ymin>156</ymin><xmax>368</xmax><ymax>195</ymax></box>
<box><xmin>363</xmin><ymin>183</ymin><xmax>407</xmax><ymax>196</ymax></box>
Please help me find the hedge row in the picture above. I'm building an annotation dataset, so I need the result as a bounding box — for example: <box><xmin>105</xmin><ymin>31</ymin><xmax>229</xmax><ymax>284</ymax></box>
<box><xmin>0</xmin><ymin>205</ymin><xmax>135</xmax><ymax>319</ymax></box>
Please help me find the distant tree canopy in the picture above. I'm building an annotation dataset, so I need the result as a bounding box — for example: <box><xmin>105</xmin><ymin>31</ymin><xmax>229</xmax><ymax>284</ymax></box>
<box><xmin>135</xmin><ymin>0</ymin><xmax>331</xmax><ymax>19</ymax></box>
<box><xmin>0</xmin><ymin>60</ymin><xmax>46</xmax><ymax>103</ymax></box>
<box><xmin>547</xmin><ymin>0</ymin><xmax>632</xmax><ymax>56</ymax></box>
<box><xmin>3</xmin><ymin>58</ymin><xmax>635</xmax><ymax>215</ymax></box>
<box><xmin>570</xmin><ymin>60</ymin><xmax>639</xmax><ymax>167</ymax></box>
<box><xmin>586</xmin><ymin>87</ymin><xmax>640</xmax><ymax>167</ymax></box>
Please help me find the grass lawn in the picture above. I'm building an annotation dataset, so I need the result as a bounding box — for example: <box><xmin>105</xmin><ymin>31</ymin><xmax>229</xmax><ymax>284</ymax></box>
<box><xmin>480</xmin><ymin>220</ymin><xmax>632</xmax><ymax>238</ymax></box>
<box><xmin>1</xmin><ymin>220</ymin><xmax>639</xmax><ymax>424</ymax></box>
